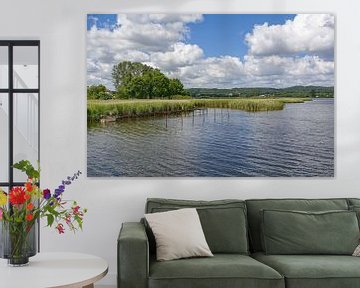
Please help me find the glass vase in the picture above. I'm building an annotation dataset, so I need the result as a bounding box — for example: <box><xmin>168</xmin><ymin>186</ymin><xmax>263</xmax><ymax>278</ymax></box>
<box><xmin>0</xmin><ymin>220</ymin><xmax>37</xmax><ymax>266</ymax></box>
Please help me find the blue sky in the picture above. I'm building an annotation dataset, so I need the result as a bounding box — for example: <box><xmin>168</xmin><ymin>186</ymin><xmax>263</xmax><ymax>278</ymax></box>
<box><xmin>186</xmin><ymin>14</ymin><xmax>296</xmax><ymax>58</ymax></box>
<box><xmin>87</xmin><ymin>14</ymin><xmax>296</xmax><ymax>59</ymax></box>
<box><xmin>86</xmin><ymin>14</ymin><xmax>334</xmax><ymax>89</ymax></box>
<box><xmin>87</xmin><ymin>14</ymin><xmax>117</xmax><ymax>31</ymax></box>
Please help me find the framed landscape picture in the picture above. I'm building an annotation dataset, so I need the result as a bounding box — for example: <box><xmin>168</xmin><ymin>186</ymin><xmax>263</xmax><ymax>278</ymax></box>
<box><xmin>86</xmin><ymin>14</ymin><xmax>334</xmax><ymax>177</ymax></box>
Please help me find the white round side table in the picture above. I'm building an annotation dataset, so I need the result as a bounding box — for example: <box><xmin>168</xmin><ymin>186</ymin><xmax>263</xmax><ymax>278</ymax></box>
<box><xmin>0</xmin><ymin>252</ymin><xmax>108</xmax><ymax>288</ymax></box>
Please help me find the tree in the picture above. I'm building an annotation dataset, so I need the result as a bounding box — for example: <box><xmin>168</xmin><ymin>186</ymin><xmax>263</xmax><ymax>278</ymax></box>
<box><xmin>112</xmin><ymin>61</ymin><xmax>152</xmax><ymax>90</ymax></box>
<box><xmin>87</xmin><ymin>84</ymin><xmax>107</xmax><ymax>99</ymax></box>
<box><xmin>115</xmin><ymin>85</ymin><xmax>130</xmax><ymax>99</ymax></box>
<box><xmin>151</xmin><ymin>70</ymin><xmax>170</xmax><ymax>99</ymax></box>
<box><xmin>310</xmin><ymin>89</ymin><xmax>316</xmax><ymax>98</ymax></box>
<box><xmin>112</xmin><ymin>61</ymin><xmax>187</xmax><ymax>99</ymax></box>
<box><xmin>127</xmin><ymin>77</ymin><xmax>148</xmax><ymax>99</ymax></box>
<box><xmin>168</xmin><ymin>78</ymin><xmax>185</xmax><ymax>98</ymax></box>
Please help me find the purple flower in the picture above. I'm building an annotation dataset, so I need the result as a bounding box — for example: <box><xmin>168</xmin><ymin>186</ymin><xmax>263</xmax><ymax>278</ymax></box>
<box><xmin>54</xmin><ymin>171</ymin><xmax>82</xmax><ymax>199</ymax></box>
<box><xmin>54</xmin><ymin>189</ymin><xmax>63</xmax><ymax>198</ymax></box>
<box><xmin>43</xmin><ymin>189</ymin><xmax>51</xmax><ymax>200</ymax></box>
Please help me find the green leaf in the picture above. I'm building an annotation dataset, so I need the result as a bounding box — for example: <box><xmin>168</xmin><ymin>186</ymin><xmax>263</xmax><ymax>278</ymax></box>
<box><xmin>47</xmin><ymin>214</ymin><xmax>54</xmax><ymax>227</ymax></box>
<box><xmin>12</xmin><ymin>160</ymin><xmax>40</xmax><ymax>180</ymax></box>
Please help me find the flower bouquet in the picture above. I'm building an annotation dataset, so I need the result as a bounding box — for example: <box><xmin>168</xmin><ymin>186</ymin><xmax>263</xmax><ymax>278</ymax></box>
<box><xmin>0</xmin><ymin>160</ymin><xmax>87</xmax><ymax>266</ymax></box>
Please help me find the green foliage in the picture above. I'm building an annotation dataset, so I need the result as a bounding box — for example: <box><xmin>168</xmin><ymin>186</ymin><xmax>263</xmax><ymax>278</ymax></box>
<box><xmin>97</xmin><ymin>91</ymin><xmax>113</xmax><ymax>100</ymax></box>
<box><xmin>0</xmin><ymin>164</ymin><xmax>86</xmax><ymax>236</ymax></box>
<box><xmin>150</xmin><ymin>72</ymin><xmax>170</xmax><ymax>99</ymax></box>
<box><xmin>87</xmin><ymin>98</ymin><xmax>310</xmax><ymax>122</ymax></box>
<box><xmin>87</xmin><ymin>84</ymin><xmax>114</xmax><ymax>100</ymax></box>
<box><xmin>127</xmin><ymin>76</ymin><xmax>148</xmax><ymax>99</ymax></box>
<box><xmin>47</xmin><ymin>214</ymin><xmax>55</xmax><ymax>227</ymax></box>
<box><xmin>112</xmin><ymin>61</ymin><xmax>187</xmax><ymax>99</ymax></box>
<box><xmin>13</xmin><ymin>160</ymin><xmax>40</xmax><ymax>181</ymax></box>
<box><xmin>168</xmin><ymin>79</ymin><xmax>185</xmax><ymax>97</ymax></box>
<box><xmin>171</xmin><ymin>95</ymin><xmax>192</xmax><ymax>100</ymax></box>
<box><xmin>114</xmin><ymin>86</ymin><xmax>130</xmax><ymax>99</ymax></box>
<box><xmin>112</xmin><ymin>61</ymin><xmax>152</xmax><ymax>89</ymax></box>
<box><xmin>187</xmin><ymin>86</ymin><xmax>334</xmax><ymax>99</ymax></box>
<box><xmin>310</xmin><ymin>89</ymin><xmax>316</xmax><ymax>98</ymax></box>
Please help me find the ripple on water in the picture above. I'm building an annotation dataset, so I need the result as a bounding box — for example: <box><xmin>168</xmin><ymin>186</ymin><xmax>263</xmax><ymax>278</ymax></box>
<box><xmin>87</xmin><ymin>99</ymin><xmax>334</xmax><ymax>177</ymax></box>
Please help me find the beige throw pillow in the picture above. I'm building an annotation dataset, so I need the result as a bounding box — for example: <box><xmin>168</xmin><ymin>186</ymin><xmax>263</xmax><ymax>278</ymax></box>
<box><xmin>145</xmin><ymin>208</ymin><xmax>213</xmax><ymax>261</ymax></box>
<box><xmin>353</xmin><ymin>244</ymin><xmax>360</xmax><ymax>256</ymax></box>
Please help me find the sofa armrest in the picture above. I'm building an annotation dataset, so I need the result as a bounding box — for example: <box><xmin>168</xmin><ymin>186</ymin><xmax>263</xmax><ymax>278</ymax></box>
<box><xmin>118</xmin><ymin>222</ymin><xmax>149</xmax><ymax>288</ymax></box>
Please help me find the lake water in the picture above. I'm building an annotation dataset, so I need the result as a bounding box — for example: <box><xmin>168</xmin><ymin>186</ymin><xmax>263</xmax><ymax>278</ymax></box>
<box><xmin>87</xmin><ymin>99</ymin><xmax>334</xmax><ymax>177</ymax></box>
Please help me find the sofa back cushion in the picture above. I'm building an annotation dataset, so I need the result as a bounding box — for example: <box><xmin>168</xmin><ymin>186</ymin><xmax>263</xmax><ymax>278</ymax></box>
<box><xmin>246</xmin><ymin>198</ymin><xmax>349</xmax><ymax>252</ymax></box>
<box><xmin>348</xmin><ymin>198</ymin><xmax>360</xmax><ymax>207</ymax></box>
<box><xmin>347</xmin><ymin>199</ymin><xmax>360</xmax><ymax>228</ymax></box>
<box><xmin>261</xmin><ymin>209</ymin><xmax>359</xmax><ymax>255</ymax></box>
<box><xmin>145</xmin><ymin>198</ymin><xmax>249</xmax><ymax>254</ymax></box>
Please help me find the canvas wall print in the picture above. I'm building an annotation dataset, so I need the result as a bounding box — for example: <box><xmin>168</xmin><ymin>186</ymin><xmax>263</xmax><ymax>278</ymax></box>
<box><xmin>87</xmin><ymin>14</ymin><xmax>334</xmax><ymax>177</ymax></box>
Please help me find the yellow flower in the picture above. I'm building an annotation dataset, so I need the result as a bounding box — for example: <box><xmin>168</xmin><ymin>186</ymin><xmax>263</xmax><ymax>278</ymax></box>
<box><xmin>0</xmin><ymin>190</ymin><xmax>7</xmax><ymax>206</ymax></box>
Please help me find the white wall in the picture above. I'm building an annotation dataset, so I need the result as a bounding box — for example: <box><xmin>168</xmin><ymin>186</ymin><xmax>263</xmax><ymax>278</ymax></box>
<box><xmin>1</xmin><ymin>0</ymin><xmax>360</xmax><ymax>285</ymax></box>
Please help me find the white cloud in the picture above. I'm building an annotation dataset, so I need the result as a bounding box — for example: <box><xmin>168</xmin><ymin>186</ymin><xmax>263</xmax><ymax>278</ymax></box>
<box><xmin>87</xmin><ymin>13</ymin><xmax>334</xmax><ymax>89</ymax></box>
<box><xmin>243</xmin><ymin>55</ymin><xmax>334</xmax><ymax>87</ymax></box>
<box><xmin>245</xmin><ymin>14</ymin><xmax>334</xmax><ymax>58</ymax></box>
<box><xmin>150</xmin><ymin>42</ymin><xmax>204</xmax><ymax>70</ymax></box>
<box><xmin>87</xmin><ymin>14</ymin><xmax>202</xmax><ymax>88</ymax></box>
<box><xmin>244</xmin><ymin>55</ymin><xmax>333</xmax><ymax>76</ymax></box>
<box><xmin>168</xmin><ymin>55</ymin><xmax>333</xmax><ymax>88</ymax></box>
<box><xmin>173</xmin><ymin>56</ymin><xmax>245</xmax><ymax>87</ymax></box>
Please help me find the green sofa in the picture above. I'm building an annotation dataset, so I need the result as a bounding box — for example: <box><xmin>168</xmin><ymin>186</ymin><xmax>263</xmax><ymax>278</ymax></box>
<box><xmin>118</xmin><ymin>198</ymin><xmax>360</xmax><ymax>288</ymax></box>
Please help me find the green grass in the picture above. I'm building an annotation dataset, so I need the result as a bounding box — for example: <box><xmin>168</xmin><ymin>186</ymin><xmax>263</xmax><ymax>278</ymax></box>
<box><xmin>87</xmin><ymin>98</ymin><xmax>311</xmax><ymax>122</ymax></box>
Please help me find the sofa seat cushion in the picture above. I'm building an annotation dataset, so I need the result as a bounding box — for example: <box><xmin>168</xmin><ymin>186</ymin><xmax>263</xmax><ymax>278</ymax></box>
<box><xmin>252</xmin><ymin>252</ymin><xmax>360</xmax><ymax>288</ymax></box>
<box><xmin>149</xmin><ymin>254</ymin><xmax>284</xmax><ymax>288</ymax></box>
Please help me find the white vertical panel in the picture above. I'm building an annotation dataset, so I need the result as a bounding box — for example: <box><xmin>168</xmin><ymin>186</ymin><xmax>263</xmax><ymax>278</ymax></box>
<box><xmin>0</xmin><ymin>47</ymin><xmax>8</xmax><ymax>89</ymax></box>
<box><xmin>13</xmin><ymin>46</ymin><xmax>38</xmax><ymax>89</ymax></box>
<box><xmin>0</xmin><ymin>94</ymin><xmax>8</xmax><ymax>182</ymax></box>
<box><xmin>13</xmin><ymin>93</ymin><xmax>39</xmax><ymax>182</ymax></box>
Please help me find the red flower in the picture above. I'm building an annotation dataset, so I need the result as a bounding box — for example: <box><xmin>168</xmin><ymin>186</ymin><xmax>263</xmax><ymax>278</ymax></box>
<box><xmin>26</xmin><ymin>214</ymin><xmax>33</xmax><ymax>221</ymax></box>
<box><xmin>65</xmin><ymin>214</ymin><xmax>71</xmax><ymax>225</ymax></box>
<box><xmin>72</xmin><ymin>205</ymin><xmax>80</xmax><ymax>215</ymax></box>
<box><xmin>24</xmin><ymin>193</ymin><xmax>31</xmax><ymax>201</ymax></box>
<box><xmin>25</xmin><ymin>182</ymin><xmax>33</xmax><ymax>192</ymax></box>
<box><xmin>56</xmin><ymin>223</ymin><xmax>65</xmax><ymax>234</ymax></box>
<box><xmin>9</xmin><ymin>187</ymin><xmax>26</xmax><ymax>205</ymax></box>
<box><xmin>26</xmin><ymin>203</ymin><xmax>34</xmax><ymax>210</ymax></box>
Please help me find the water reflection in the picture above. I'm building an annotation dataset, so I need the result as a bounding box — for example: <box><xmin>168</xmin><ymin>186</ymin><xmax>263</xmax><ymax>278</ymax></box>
<box><xmin>87</xmin><ymin>99</ymin><xmax>334</xmax><ymax>177</ymax></box>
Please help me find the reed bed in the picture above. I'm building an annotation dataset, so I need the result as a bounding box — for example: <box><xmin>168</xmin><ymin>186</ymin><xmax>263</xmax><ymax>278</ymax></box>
<box><xmin>87</xmin><ymin>98</ymin><xmax>310</xmax><ymax>122</ymax></box>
